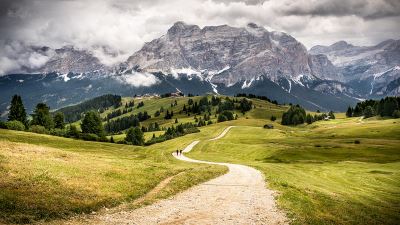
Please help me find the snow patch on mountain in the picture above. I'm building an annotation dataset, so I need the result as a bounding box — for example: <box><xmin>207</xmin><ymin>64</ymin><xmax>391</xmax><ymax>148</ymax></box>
<box><xmin>205</xmin><ymin>66</ymin><xmax>230</xmax><ymax>94</ymax></box>
<box><xmin>241</xmin><ymin>78</ymin><xmax>255</xmax><ymax>89</ymax></box>
<box><xmin>291</xmin><ymin>74</ymin><xmax>305</xmax><ymax>87</ymax></box>
<box><xmin>60</xmin><ymin>73</ymin><xmax>70</xmax><ymax>82</ymax></box>
<box><xmin>72</xmin><ymin>73</ymin><xmax>84</xmax><ymax>80</ymax></box>
<box><xmin>373</xmin><ymin>66</ymin><xmax>400</xmax><ymax>79</ymax></box>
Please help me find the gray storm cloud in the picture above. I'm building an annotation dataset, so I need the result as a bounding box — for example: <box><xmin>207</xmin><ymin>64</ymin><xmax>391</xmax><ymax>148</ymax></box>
<box><xmin>0</xmin><ymin>0</ymin><xmax>399</xmax><ymax>75</ymax></box>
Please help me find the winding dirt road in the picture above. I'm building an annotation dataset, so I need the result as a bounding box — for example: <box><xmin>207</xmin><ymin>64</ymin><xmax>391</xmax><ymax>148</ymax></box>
<box><xmin>65</xmin><ymin>126</ymin><xmax>288</xmax><ymax>225</ymax></box>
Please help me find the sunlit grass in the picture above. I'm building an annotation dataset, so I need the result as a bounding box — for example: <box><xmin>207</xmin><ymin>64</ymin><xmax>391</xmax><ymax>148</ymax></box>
<box><xmin>0</xmin><ymin>128</ymin><xmax>227</xmax><ymax>224</ymax></box>
<box><xmin>188</xmin><ymin>117</ymin><xmax>400</xmax><ymax>225</ymax></box>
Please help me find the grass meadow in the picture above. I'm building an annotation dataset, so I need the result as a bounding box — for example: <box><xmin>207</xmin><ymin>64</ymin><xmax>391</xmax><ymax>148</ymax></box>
<box><xmin>188</xmin><ymin>117</ymin><xmax>400</xmax><ymax>225</ymax></box>
<box><xmin>0</xmin><ymin>127</ymin><xmax>228</xmax><ymax>224</ymax></box>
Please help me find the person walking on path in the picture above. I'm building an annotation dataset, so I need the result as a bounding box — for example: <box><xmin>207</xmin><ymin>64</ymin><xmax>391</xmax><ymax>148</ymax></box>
<box><xmin>176</xmin><ymin>149</ymin><xmax>179</xmax><ymax>156</ymax></box>
<box><xmin>179</xmin><ymin>149</ymin><xmax>183</xmax><ymax>155</ymax></box>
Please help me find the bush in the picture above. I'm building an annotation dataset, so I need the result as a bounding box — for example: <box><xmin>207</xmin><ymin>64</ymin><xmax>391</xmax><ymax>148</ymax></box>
<box><xmin>354</xmin><ymin>140</ymin><xmax>361</xmax><ymax>144</ymax></box>
<box><xmin>68</xmin><ymin>125</ymin><xmax>80</xmax><ymax>138</ymax></box>
<box><xmin>97</xmin><ymin>136</ymin><xmax>109</xmax><ymax>142</ymax></box>
<box><xmin>270</xmin><ymin>115</ymin><xmax>276</xmax><ymax>121</ymax></box>
<box><xmin>6</xmin><ymin>120</ymin><xmax>25</xmax><ymax>131</ymax></box>
<box><xmin>217</xmin><ymin>114</ymin><xmax>227</xmax><ymax>122</ymax></box>
<box><xmin>29</xmin><ymin>125</ymin><xmax>49</xmax><ymax>134</ymax></box>
<box><xmin>117</xmin><ymin>140</ymin><xmax>128</xmax><ymax>144</ymax></box>
<box><xmin>80</xmin><ymin>133</ymin><xmax>99</xmax><ymax>141</ymax></box>
<box><xmin>0</xmin><ymin>121</ymin><xmax>7</xmax><ymax>129</ymax></box>
<box><xmin>50</xmin><ymin>128</ymin><xmax>68</xmax><ymax>137</ymax></box>
<box><xmin>393</xmin><ymin>110</ymin><xmax>400</xmax><ymax>118</ymax></box>
<box><xmin>145</xmin><ymin>136</ymin><xmax>167</xmax><ymax>146</ymax></box>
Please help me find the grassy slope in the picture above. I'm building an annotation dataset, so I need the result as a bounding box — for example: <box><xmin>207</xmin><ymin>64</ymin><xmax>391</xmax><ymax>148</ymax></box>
<box><xmin>0</xmin><ymin>126</ymin><xmax>229</xmax><ymax>224</ymax></box>
<box><xmin>188</xmin><ymin>117</ymin><xmax>400</xmax><ymax>225</ymax></box>
<box><xmin>99</xmin><ymin>95</ymin><xmax>287</xmax><ymax>140</ymax></box>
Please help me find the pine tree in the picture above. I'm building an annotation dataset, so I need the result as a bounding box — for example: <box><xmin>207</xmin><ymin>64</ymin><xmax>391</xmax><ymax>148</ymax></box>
<box><xmin>68</xmin><ymin>124</ymin><xmax>80</xmax><ymax>138</ymax></box>
<box><xmin>328</xmin><ymin>111</ymin><xmax>335</xmax><ymax>119</ymax></box>
<box><xmin>31</xmin><ymin>103</ymin><xmax>54</xmax><ymax>129</ymax></box>
<box><xmin>81</xmin><ymin>111</ymin><xmax>104</xmax><ymax>136</ymax></box>
<box><xmin>125</xmin><ymin>127</ymin><xmax>144</xmax><ymax>145</ymax></box>
<box><xmin>306</xmin><ymin>114</ymin><xmax>313</xmax><ymax>124</ymax></box>
<box><xmin>346</xmin><ymin>106</ymin><xmax>353</xmax><ymax>117</ymax></box>
<box><xmin>281</xmin><ymin>105</ymin><xmax>306</xmax><ymax>126</ymax></box>
<box><xmin>54</xmin><ymin>112</ymin><xmax>65</xmax><ymax>129</ymax></box>
<box><xmin>383</xmin><ymin>97</ymin><xmax>398</xmax><ymax>117</ymax></box>
<box><xmin>363</xmin><ymin>106</ymin><xmax>375</xmax><ymax>118</ymax></box>
<box><xmin>8</xmin><ymin>95</ymin><xmax>27</xmax><ymax>126</ymax></box>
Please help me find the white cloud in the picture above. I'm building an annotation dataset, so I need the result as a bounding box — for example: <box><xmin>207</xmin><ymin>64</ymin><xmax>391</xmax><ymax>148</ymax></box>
<box><xmin>0</xmin><ymin>0</ymin><xmax>399</xmax><ymax>74</ymax></box>
<box><xmin>118</xmin><ymin>72</ymin><xmax>160</xmax><ymax>87</ymax></box>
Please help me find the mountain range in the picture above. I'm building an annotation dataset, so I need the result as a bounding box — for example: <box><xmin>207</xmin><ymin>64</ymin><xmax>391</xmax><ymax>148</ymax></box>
<box><xmin>1</xmin><ymin>21</ymin><xmax>399</xmax><ymax>117</ymax></box>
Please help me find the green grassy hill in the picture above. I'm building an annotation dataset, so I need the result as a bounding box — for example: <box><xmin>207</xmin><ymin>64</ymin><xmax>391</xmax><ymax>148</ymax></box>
<box><xmin>0</xmin><ymin>126</ymin><xmax>228</xmax><ymax>224</ymax></box>
<box><xmin>2</xmin><ymin>94</ymin><xmax>399</xmax><ymax>224</ymax></box>
<box><xmin>68</xmin><ymin>94</ymin><xmax>287</xmax><ymax>140</ymax></box>
<box><xmin>188</xmin><ymin>117</ymin><xmax>400</xmax><ymax>225</ymax></box>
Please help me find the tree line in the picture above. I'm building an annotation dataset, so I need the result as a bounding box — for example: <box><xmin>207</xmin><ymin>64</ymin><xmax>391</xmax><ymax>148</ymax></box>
<box><xmin>281</xmin><ymin>105</ymin><xmax>335</xmax><ymax>126</ymax></box>
<box><xmin>235</xmin><ymin>93</ymin><xmax>279</xmax><ymax>105</ymax></box>
<box><xmin>346</xmin><ymin>97</ymin><xmax>400</xmax><ymax>118</ymax></box>
<box><xmin>105</xmin><ymin>111</ymin><xmax>151</xmax><ymax>134</ymax></box>
<box><xmin>54</xmin><ymin>94</ymin><xmax>122</xmax><ymax>122</ymax></box>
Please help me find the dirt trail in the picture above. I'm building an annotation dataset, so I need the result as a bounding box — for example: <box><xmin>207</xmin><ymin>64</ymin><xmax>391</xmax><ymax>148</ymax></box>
<box><xmin>63</xmin><ymin>126</ymin><xmax>288</xmax><ymax>225</ymax></box>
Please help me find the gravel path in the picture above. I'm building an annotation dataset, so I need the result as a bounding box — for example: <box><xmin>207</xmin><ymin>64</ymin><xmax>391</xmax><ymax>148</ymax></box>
<box><xmin>64</xmin><ymin>126</ymin><xmax>288</xmax><ymax>225</ymax></box>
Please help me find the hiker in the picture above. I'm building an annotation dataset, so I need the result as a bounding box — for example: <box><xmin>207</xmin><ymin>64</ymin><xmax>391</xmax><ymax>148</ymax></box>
<box><xmin>176</xmin><ymin>149</ymin><xmax>179</xmax><ymax>156</ymax></box>
<box><xmin>180</xmin><ymin>149</ymin><xmax>183</xmax><ymax>155</ymax></box>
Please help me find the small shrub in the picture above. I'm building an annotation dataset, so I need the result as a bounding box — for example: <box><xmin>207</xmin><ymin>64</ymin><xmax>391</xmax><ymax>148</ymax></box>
<box><xmin>270</xmin><ymin>115</ymin><xmax>276</xmax><ymax>121</ymax></box>
<box><xmin>30</xmin><ymin>125</ymin><xmax>49</xmax><ymax>134</ymax></box>
<box><xmin>393</xmin><ymin>110</ymin><xmax>400</xmax><ymax>118</ymax></box>
<box><xmin>217</xmin><ymin>114</ymin><xmax>227</xmax><ymax>122</ymax></box>
<box><xmin>50</xmin><ymin>128</ymin><xmax>68</xmax><ymax>137</ymax></box>
<box><xmin>97</xmin><ymin>136</ymin><xmax>109</xmax><ymax>142</ymax></box>
<box><xmin>68</xmin><ymin>125</ymin><xmax>80</xmax><ymax>138</ymax></box>
<box><xmin>354</xmin><ymin>140</ymin><xmax>361</xmax><ymax>144</ymax></box>
<box><xmin>117</xmin><ymin>140</ymin><xmax>127</xmax><ymax>144</ymax></box>
<box><xmin>0</xmin><ymin>121</ymin><xmax>7</xmax><ymax>129</ymax></box>
<box><xmin>6</xmin><ymin>120</ymin><xmax>25</xmax><ymax>131</ymax></box>
<box><xmin>80</xmin><ymin>133</ymin><xmax>99</xmax><ymax>141</ymax></box>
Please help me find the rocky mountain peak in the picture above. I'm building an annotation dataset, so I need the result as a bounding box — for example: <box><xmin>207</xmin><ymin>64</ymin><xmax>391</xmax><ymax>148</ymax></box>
<box><xmin>126</xmin><ymin>22</ymin><xmax>325</xmax><ymax>85</ymax></box>
<box><xmin>330</xmin><ymin>41</ymin><xmax>354</xmax><ymax>50</ymax></box>
<box><xmin>167</xmin><ymin>21</ymin><xmax>200</xmax><ymax>38</ymax></box>
<box><xmin>36</xmin><ymin>45</ymin><xmax>107</xmax><ymax>74</ymax></box>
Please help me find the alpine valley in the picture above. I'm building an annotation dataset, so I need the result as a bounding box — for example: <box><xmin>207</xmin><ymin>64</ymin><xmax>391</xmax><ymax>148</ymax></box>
<box><xmin>1</xmin><ymin>21</ymin><xmax>399</xmax><ymax>117</ymax></box>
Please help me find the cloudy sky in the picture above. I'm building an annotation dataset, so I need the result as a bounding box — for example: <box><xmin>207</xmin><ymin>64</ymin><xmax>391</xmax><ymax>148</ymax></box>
<box><xmin>0</xmin><ymin>0</ymin><xmax>399</xmax><ymax>74</ymax></box>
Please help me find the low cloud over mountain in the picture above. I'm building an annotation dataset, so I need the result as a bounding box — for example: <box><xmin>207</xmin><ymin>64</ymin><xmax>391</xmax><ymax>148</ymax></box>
<box><xmin>0</xmin><ymin>0</ymin><xmax>399</xmax><ymax>75</ymax></box>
